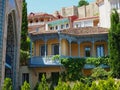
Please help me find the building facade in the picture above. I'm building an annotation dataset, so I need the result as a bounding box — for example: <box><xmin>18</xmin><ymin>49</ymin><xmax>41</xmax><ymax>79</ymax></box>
<box><xmin>0</xmin><ymin>0</ymin><xmax>22</xmax><ymax>89</ymax></box>
<box><xmin>96</xmin><ymin>0</ymin><xmax>120</xmax><ymax>28</ymax></box>
<box><xmin>19</xmin><ymin>11</ymin><xmax>108</xmax><ymax>89</ymax></box>
<box><xmin>53</xmin><ymin>2</ymin><xmax>99</xmax><ymax>18</ymax></box>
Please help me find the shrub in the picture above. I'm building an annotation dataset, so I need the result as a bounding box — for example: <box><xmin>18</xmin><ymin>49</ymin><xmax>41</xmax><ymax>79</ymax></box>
<box><xmin>55</xmin><ymin>78</ymin><xmax>71</xmax><ymax>90</ymax></box>
<box><xmin>2</xmin><ymin>78</ymin><xmax>13</xmax><ymax>90</ymax></box>
<box><xmin>72</xmin><ymin>81</ymin><xmax>84</xmax><ymax>90</ymax></box>
<box><xmin>21</xmin><ymin>81</ymin><xmax>30</xmax><ymax>90</ymax></box>
<box><xmin>61</xmin><ymin>57</ymin><xmax>85</xmax><ymax>81</ymax></box>
<box><xmin>38</xmin><ymin>74</ymin><xmax>49</xmax><ymax>90</ymax></box>
<box><xmin>91</xmin><ymin>67</ymin><xmax>108</xmax><ymax>80</ymax></box>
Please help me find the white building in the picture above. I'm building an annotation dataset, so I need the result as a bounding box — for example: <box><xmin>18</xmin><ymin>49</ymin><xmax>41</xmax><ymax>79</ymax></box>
<box><xmin>97</xmin><ymin>0</ymin><xmax>120</xmax><ymax>28</ymax></box>
<box><xmin>73</xmin><ymin>16</ymin><xmax>99</xmax><ymax>28</ymax></box>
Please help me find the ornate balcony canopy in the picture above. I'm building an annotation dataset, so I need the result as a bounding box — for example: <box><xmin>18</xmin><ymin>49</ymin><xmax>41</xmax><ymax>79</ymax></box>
<box><xmin>29</xmin><ymin>27</ymin><xmax>108</xmax><ymax>42</ymax></box>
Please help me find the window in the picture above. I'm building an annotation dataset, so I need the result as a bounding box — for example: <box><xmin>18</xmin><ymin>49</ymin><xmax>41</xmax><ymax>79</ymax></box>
<box><xmin>66</xmin><ymin>23</ymin><xmax>69</xmax><ymax>28</ymax></box>
<box><xmin>50</xmin><ymin>27</ymin><xmax>54</xmax><ymax>30</ymax></box>
<box><xmin>76</xmin><ymin>24</ymin><xmax>78</xmax><ymax>28</ymax></box>
<box><xmin>22</xmin><ymin>73</ymin><xmax>29</xmax><ymax>84</ymax></box>
<box><xmin>61</xmin><ymin>25</ymin><xmax>64</xmax><ymax>29</ymax></box>
<box><xmin>36</xmin><ymin>28</ymin><xmax>39</xmax><ymax>32</ymax></box>
<box><xmin>51</xmin><ymin>72</ymin><xmax>59</xmax><ymax>85</ymax></box>
<box><xmin>40</xmin><ymin>45</ymin><xmax>48</xmax><ymax>56</ymax></box>
<box><xmin>52</xmin><ymin>44</ymin><xmax>59</xmax><ymax>55</ymax></box>
<box><xmin>30</xmin><ymin>20</ymin><xmax>33</xmax><ymax>23</ymax></box>
<box><xmin>56</xmin><ymin>26</ymin><xmax>58</xmax><ymax>30</ymax></box>
<box><xmin>96</xmin><ymin>45</ymin><xmax>104</xmax><ymax>57</ymax></box>
<box><xmin>85</xmin><ymin>47</ymin><xmax>91</xmax><ymax>57</ymax></box>
<box><xmin>35</xmin><ymin>19</ymin><xmax>38</xmax><ymax>23</ymax></box>
<box><xmin>111</xmin><ymin>0</ymin><xmax>120</xmax><ymax>9</ymax></box>
<box><xmin>38</xmin><ymin>72</ymin><xmax>46</xmax><ymax>82</ymax></box>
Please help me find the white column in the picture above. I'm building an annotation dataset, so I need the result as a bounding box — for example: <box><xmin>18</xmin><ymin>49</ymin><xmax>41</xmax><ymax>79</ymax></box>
<box><xmin>45</xmin><ymin>40</ymin><xmax>47</xmax><ymax>58</ymax></box>
<box><xmin>59</xmin><ymin>38</ymin><xmax>61</xmax><ymax>56</ymax></box>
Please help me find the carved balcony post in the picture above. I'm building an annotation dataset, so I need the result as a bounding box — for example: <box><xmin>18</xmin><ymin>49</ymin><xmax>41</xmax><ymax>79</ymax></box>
<box><xmin>78</xmin><ymin>41</ymin><xmax>81</xmax><ymax>57</ymax></box>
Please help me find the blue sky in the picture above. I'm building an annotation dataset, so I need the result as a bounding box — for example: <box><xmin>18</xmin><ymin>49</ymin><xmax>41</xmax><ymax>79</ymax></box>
<box><xmin>26</xmin><ymin>0</ymin><xmax>95</xmax><ymax>14</ymax></box>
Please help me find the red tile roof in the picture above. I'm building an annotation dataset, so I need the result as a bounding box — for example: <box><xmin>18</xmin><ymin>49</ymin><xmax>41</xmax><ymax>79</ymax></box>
<box><xmin>96</xmin><ymin>0</ymin><xmax>104</xmax><ymax>5</ymax></box>
<box><xmin>60</xmin><ymin>27</ymin><xmax>108</xmax><ymax>36</ymax></box>
<box><xmin>28</xmin><ymin>12</ymin><xmax>56</xmax><ymax>20</ymax></box>
<box><xmin>30</xmin><ymin>27</ymin><xmax>108</xmax><ymax>36</ymax></box>
<box><xmin>74</xmin><ymin>16</ymin><xmax>99</xmax><ymax>21</ymax></box>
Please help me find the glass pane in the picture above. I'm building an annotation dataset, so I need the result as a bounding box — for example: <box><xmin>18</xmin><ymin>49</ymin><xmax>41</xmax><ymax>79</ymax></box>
<box><xmin>97</xmin><ymin>45</ymin><xmax>104</xmax><ymax>57</ymax></box>
<box><xmin>40</xmin><ymin>45</ymin><xmax>47</xmax><ymax>56</ymax></box>
<box><xmin>85</xmin><ymin>47</ymin><xmax>90</xmax><ymax>57</ymax></box>
<box><xmin>52</xmin><ymin>44</ymin><xmax>59</xmax><ymax>55</ymax></box>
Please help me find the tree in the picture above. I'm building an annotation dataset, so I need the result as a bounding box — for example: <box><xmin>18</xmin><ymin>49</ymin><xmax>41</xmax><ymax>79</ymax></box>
<box><xmin>38</xmin><ymin>74</ymin><xmax>49</xmax><ymax>90</ymax></box>
<box><xmin>2</xmin><ymin>78</ymin><xmax>13</xmax><ymax>90</ymax></box>
<box><xmin>21</xmin><ymin>0</ymin><xmax>29</xmax><ymax>51</ymax></box>
<box><xmin>21</xmin><ymin>81</ymin><xmax>30</xmax><ymax>90</ymax></box>
<box><xmin>20</xmin><ymin>50</ymin><xmax>30</xmax><ymax>65</ymax></box>
<box><xmin>78</xmin><ymin>0</ymin><xmax>89</xmax><ymax>7</ymax></box>
<box><xmin>109</xmin><ymin>9</ymin><xmax>120</xmax><ymax>78</ymax></box>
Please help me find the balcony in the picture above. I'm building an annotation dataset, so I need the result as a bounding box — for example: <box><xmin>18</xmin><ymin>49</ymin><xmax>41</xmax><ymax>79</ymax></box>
<box><xmin>28</xmin><ymin>22</ymin><xmax>45</xmax><ymax>26</ymax></box>
<box><xmin>29</xmin><ymin>56</ymin><xmax>62</xmax><ymax>67</ymax></box>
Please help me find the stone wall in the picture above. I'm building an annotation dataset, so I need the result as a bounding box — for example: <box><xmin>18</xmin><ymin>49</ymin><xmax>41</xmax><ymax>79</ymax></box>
<box><xmin>53</xmin><ymin>2</ymin><xmax>99</xmax><ymax>18</ymax></box>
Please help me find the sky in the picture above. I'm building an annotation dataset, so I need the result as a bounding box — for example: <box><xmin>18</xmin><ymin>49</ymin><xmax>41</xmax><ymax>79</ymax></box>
<box><xmin>26</xmin><ymin>0</ymin><xmax>95</xmax><ymax>14</ymax></box>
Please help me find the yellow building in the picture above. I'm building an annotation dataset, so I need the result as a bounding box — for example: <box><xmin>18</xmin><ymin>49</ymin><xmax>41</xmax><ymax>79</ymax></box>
<box><xmin>19</xmin><ymin>12</ymin><xmax>108</xmax><ymax>89</ymax></box>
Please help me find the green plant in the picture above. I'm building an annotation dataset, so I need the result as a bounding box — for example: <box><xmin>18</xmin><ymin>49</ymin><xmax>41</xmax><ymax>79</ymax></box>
<box><xmin>34</xmin><ymin>82</ymin><xmax>39</xmax><ymax>90</ymax></box>
<box><xmin>21</xmin><ymin>81</ymin><xmax>30</xmax><ymax>90</ymax></box>
<box><xmin>109</xmin><ymin>9</ymin><xmax>120</xmax><ymax>78</ymax></box>
<box><xmin>61</xmin><ymin>58</ymin><xmax>85</xmax><ymax>81</ymax></box>
<box><xmin>91</xmin><ymin>67</ymin><xmax>108</xmax><ymax>80</ymax></box>
<box><xmin>38</xmin><ymin>74</ymin><xmax>49</xmax><ymax>90</ymax></box>
<box><xmin>55</xmin><ymin>78</ymin><xmax>71</xmax><ymax>90</ymax></box>
<box><xmin>86</xmin><ymin>57</ymin><xmax>109</xmax><ymax>67</ymax></box>
<box><xmin>78</xmin><ymin>0</ymin><xmax>89</xmax><ymax>7</ymax></box>
<box><xmin>72</xmin><ymin>81</ymin><xmax>84</xmax><ymax>90</ymax></box>
<box><xmin>2</xmin><ymin>78</ymin><xmax>13</xmax><ymax>90</ymax></box>
<box><xmin>20</xmin><ymin>49</ymin><xmax>30</xmax><ymax>65</ymax></box>
<box><xmin>52</xmin><ymin>55</ymin><xmax>60</xmax><ymax>61</ymax></box>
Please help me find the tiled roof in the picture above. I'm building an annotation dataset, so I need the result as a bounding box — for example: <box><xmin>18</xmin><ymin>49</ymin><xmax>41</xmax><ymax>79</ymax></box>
<box><xmin>96</xmin><ymin>0</ymin><xmax>104</xmax><ymax>5</ymax></box>
<box><xmin>28</xmin><ymin>12</ymin><xmax>56</xmax><ymax>19</ymax></box>
<box><xmin>74</xmin><ymin>16</ymin><xmax>99</xmax><ymax>21</ymax></box>
<box><xmin>60</xmin><ymin>27</ymin><xmax>108</xmax><ymax>36</ymax></box>
<box><xmin>30</xmin><ymin>27</ymin><xmax>108</xmax><ymax>36</ymax></box>
<box><xmin>29</xmin><ymin>30</ymin><xmax>58</xmax><ymax>35</ymax></box>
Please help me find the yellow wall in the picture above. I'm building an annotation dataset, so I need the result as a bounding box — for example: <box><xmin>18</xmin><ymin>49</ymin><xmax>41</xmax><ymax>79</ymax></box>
<box><xmin>34</xmin><ymin>39</ymin><xmax>108</xmax><ymax>57</ymax></box>
<box><xmin>34</xmin><ymin>39</ymin><xmax>59</xmax><ymax>56</ymax></box>
<box><xmin>80</xmin><ymin>42</ymin><xmax>92</xmax><ymax>57</ymax></box>
<box><xmin>94</xmin><ymin>41</ymin><xmax>108</xmax><ymax>56</ymax></box>
<box><xmin>71</xmin><ymin>43</ymin><xmax>78</xmax><ymax>56</ymax></box>
<box><xmin>61</xmin><ymin>39</ymin><xmax>69</xmax><ymax>56</ymax></box>
<box><xmin>47</xmin><ymin>39</ymin><xmax>59</xmax><ymax>55</ymax></box>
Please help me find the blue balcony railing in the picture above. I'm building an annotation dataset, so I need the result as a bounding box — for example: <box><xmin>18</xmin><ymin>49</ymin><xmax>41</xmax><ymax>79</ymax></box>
<box><xmin>29</xmin><ymin>56</ymin><xmax>62</xmax><ymax>67</ymax></box>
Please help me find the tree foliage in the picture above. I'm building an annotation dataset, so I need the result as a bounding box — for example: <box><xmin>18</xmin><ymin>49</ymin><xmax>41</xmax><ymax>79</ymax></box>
<box><xmin>21</xmin><ymin>0</ymin><xmax>29</xmax><ymax>51</ymax></box>
<box><xmin>55</xmin><ymin>78</ymin><xmax>71</xmax><ymax>90</ymax></box>
<box><xmin>61</xmin><ymin>58</ymin><xmax>85</xmax><ymax>81</ymax></box>
<box><xmin>78</xmin><ymin>0</ymin><xmax>89</xmax><ymax>7</ymax></box>
<box><xmin>38</xmin><ymin>74</ymin><xmax>49</xmax><ymax>90</ymax></box>
<box><xmin>2</xmin><ymin>78</ymin><xmax>13</xmax><ymax>90</ymax></box>
<box><xmin>20</xmin><ymin>49</ymin><xmax>30</xmax><ymax>65</ymax></box>
<box><xmin>91</xmin><ymin>67</ymin><xmax>109</xmax><ymax>80</ymax></box>
<box><xmin>21</xmin><ymin>81</ymin><xmax>30</xmax><ymax>90</ymax></box>
<box><xmin>109</xmin><ymin>9</ymin><xmax>120</xmax><ymax>78</ymax></box>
